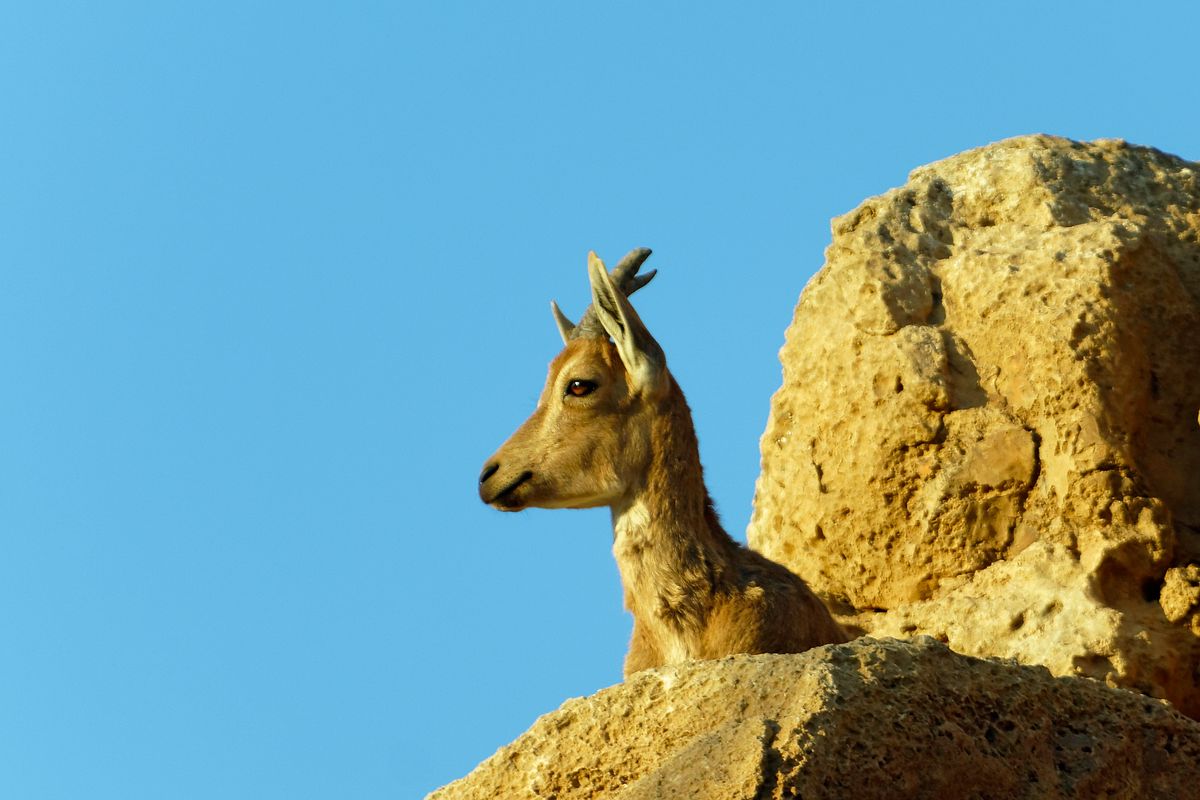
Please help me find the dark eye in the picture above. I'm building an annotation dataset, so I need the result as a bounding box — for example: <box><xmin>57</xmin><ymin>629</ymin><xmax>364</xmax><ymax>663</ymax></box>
<box><xmin>565</xmin><ymin>379</ymin><xmax>597</xmax><ymax>398</ymax></box>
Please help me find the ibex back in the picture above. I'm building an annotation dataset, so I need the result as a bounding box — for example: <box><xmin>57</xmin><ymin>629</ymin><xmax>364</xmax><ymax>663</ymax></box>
<box><xmin>479</xmin><ymin>249</ymin><xmax>846</xmax><ymax>677</ymax></box>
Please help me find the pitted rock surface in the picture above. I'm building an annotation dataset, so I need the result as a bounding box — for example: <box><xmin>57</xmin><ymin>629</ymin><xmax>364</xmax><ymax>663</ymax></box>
<box><xmin>428</xmin><ymin>638</ymin><xmax>1200</xmax><ymax>800</ymax></box>
<box><xmin>748</xmin><ymin>135</ymin><xmax>1200</xmax><ymax>715</ymax></box>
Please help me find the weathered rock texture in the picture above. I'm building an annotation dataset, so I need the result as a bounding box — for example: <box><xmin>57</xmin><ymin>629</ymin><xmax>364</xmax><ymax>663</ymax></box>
<box><xmin>428</xmin><ymin>638</ymin><xmax>1200</xmax><ymax>799</ymax></box>
<box><xmin>749</xmin><ymin>135</ymin><xmax>1200</xmax><ymax>716</ymax></box>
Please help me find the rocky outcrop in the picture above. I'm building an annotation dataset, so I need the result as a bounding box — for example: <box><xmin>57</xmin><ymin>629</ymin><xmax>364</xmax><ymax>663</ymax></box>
<box><xmin>428</xmin><ymin>637</ymin><xmax>1200</xmax><ymax>799</ymax></box>
<box><xmin>749</xmin><ymin>135</ymin><xmax>1200</xmax><ymax>716</ymax></box>
<box><xmin>430</xmin><ymin>137</ymin><xmax>1200</xmax><ymax>798</ymax></box>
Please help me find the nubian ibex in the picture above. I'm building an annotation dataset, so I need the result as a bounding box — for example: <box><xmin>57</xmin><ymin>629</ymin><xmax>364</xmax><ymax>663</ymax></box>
<box><xmin>478</xmin><ymin>248</ymin><xmax>846</xmax><ymax>677</ymax></box>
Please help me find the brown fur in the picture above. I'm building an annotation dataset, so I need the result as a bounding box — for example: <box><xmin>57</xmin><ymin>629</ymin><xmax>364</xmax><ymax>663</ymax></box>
<box><xmin>479</xmin><ymin>259</ymin><xmax>846</xmax><ymax>677</ymax></box>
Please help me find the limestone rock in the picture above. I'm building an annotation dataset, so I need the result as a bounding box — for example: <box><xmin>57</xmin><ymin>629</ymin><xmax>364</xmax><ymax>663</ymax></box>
<box><xmin>748</xmin><ymin>135</ymin><xmax>1200</xmax><ymax>715</ymax></box>
<box><xmin>428</xmin><ymin>638</ymin><xmax>1200</xmax><ymax>800</ymax></box>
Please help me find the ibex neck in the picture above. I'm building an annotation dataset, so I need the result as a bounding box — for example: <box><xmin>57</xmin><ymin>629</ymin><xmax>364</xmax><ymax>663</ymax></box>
<box><xmin>609</xmin><ymin>382</ymin><xmax>737</xmax><ymax>631</ymax></box>
<box><xmin>610</xmin><ymin>470</ymin><xmax>724</xmax><ymax>552</ymax></box>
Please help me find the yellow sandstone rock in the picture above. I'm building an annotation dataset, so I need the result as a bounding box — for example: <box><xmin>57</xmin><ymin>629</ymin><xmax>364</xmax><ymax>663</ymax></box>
<box><xmin>429</xmin><ymin>638</ymin><xmax>1200</xmax><ymax>799</ymax></box>
<box><xmin>749</xmin><ymin>135</ymin><xmax>1200</xmax><ymax>716</ymax></box>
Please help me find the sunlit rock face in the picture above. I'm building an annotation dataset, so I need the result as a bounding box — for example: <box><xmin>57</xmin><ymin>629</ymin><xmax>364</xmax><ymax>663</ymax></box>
<box><xmin>428</xmin><ymin>638</ymin><xmax>1200</xmax><ymax>800</ymax></box>
<box><xmin>749</xmin><ymin>135</ymin><xmax>1200</xmax><ymax>716</ymax></box>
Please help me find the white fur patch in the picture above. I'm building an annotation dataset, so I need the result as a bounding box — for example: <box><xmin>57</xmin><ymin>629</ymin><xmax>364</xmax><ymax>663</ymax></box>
<box><xmin>612</xmin><ymin>499</ymin><xmax>693</xmax><ymax>666</ymax></box>
<box><xmin>662</xmin><ymin>637</ymin><xmax>690</xmax><ymax>665</ymax></box>
<box><xmin>612</xmin><ymin>499</ymin><xmax>651</xmax><ymax>545</ymax></box>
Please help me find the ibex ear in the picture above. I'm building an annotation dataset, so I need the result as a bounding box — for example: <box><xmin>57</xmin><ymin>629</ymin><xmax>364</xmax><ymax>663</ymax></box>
<box><xmin>587</xmin><ymin>251</ymin><xmax>666</xmax><ymax>392</ymax></box>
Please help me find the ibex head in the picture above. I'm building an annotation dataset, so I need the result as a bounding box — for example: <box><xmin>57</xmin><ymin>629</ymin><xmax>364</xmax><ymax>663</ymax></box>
<box><xmin>479</xmin><ymin>248</ymin><xmax>668</xmax><ymax>511</ymax></box>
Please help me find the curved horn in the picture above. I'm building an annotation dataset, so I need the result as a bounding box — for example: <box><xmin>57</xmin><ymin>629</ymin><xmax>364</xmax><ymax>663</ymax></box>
<box><xmin>550</xmin><ymin>300</ymin><xmax>576</xmax><ymax>344</ymax></box>
<box><xmin>550</xmin><ymin>247</ymin><xmax>657</xmax><ymax>342</ymax></box>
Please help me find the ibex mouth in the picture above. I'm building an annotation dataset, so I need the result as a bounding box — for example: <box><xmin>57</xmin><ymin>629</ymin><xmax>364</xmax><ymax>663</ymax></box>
<box><xmin>490</xmin><ymin>471</ymin><xmax>534</xmax><ymax>508</ymax></box>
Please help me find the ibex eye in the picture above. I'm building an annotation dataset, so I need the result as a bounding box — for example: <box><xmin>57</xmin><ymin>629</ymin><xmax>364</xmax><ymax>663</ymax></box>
<box><xmin>566</xmin><ymin>379</ymin><xmax>597</xmax><ymax>398</ymax></box>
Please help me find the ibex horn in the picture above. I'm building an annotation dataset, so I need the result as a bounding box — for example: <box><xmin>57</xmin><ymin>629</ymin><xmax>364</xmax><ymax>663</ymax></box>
<box><xmin>550</xmin><ymin>300</ymin><xmax>576</xmax><ymax>342</ymax></box>
<box><xmin>551</xmin><ymin>247</ymin><xmax>657</xmax><ymax>343</ymax></box>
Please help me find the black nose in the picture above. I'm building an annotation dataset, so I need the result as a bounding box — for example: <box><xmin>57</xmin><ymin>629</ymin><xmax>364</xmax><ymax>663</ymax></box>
<box><xmin>479</xmin><ymin>462</ymin><xmax>499</xmax><ymax>485</ymax></box>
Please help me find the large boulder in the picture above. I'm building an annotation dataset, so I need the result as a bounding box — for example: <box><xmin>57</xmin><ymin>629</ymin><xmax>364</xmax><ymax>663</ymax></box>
<box><xmin>749</xmin><ymin>135</ymin><xmax>1200</xmax><ymax>716</ymax></box>
<box><xmin>428</xmin><ymin>637</ymin><xmax>1200</xmax><ymax>799</ymax></box>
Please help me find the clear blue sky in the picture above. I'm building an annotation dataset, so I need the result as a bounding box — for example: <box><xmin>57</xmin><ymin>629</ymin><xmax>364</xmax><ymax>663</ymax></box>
<box><xmin>1</xmin><ymin>2</ymin><xmax>1196</xmax><ymax>797</ymax></box>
